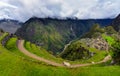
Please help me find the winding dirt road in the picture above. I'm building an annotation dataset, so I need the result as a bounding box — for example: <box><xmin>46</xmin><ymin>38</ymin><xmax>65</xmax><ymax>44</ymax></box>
<box><xmin>17</xmin><ymin>40</ymin><xmax>111</xmax><ymax>68</ymax></box>
<box><xmin>17</xmin><ymin>40</ymin><xmax>64</xmax><ymax>67</ymax></box>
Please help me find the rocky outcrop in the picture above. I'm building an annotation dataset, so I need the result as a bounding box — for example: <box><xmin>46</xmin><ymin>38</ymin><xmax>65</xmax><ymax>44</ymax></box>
<box><xmin>81</xmin><ymin>37</ymin><xmax>109</xmax><ymax>51</ymax></box>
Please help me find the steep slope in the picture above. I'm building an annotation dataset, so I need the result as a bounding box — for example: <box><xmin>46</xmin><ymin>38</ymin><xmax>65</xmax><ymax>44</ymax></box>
<box><xmin>111</xmin><ymin>14</ymin><xmax>120</xmax><ymax>31</ymax></box>
<box><xmin>0</xmin><ymin>19</ymin><xmax>22</xmax><ymax>33</ymax></box>
<box><xmin>61</xmin><ymin>25</ymin><xmax>117</xmax><ymax>60</ymax></box>
<box><xmin>16</xmin><ymin>17</ymin><xmax>113</xmax><ymax>53</ymax></box>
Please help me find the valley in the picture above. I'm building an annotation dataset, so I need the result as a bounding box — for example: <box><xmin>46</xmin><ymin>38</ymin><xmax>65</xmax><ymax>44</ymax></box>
<box><xmin>15</xmin><ymin>17</ymin><xmax>113</xmax><ymax>53</ymax></box>
<box><xmin>0</xmin><ymin>25</ymin><xmax>120</xmax><ymax>76</ymax></box>
<box><xmin>1</xmin><ymin>0</ymin><xmax>120</xmax><ymax>76</ymax></box>
<box><xmin>0</xmin><ymin>14</ymin><xmax>120</xmax><ymax>76</ymax></box>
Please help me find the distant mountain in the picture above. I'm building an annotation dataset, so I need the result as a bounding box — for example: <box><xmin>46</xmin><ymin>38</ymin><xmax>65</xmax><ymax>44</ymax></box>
<box><xmin>111</xmin><ymin>14</ymin><xmax>120</xmax><ymax>31</ymax></box>
<box><xmin>0</xmin><ymin>19</ymin><xmax>22</xmax><ymax>33</ymax></box>
<box><xmin>16</xmin><ymin>17</ymin><xmax>113</xmax><ymax>53</ymax></box>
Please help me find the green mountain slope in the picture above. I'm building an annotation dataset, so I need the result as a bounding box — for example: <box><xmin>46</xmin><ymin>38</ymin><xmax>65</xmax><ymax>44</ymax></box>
<box><xmin>111</xmin><ymin>14</ymin><xmax>120</xmax><ymax>31</ymax></box>
<box><xmin>16</xmin><ymin>18</ymin><xmax>113</xmax><ymax>53</ymax></box>
<box><xmin>60</xmin><ymin>24</ymin><xmax>117</xmax><ymax>61</ymax></box>
<box><xmin>0</xmin><ymin>33</ymin><xmax>120</xmax><ymax>76</ymax></box>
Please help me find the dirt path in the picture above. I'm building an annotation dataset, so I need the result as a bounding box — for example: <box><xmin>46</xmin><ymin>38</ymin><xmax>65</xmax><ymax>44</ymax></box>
<box><xmin>70</xmin><ymin>55</ymin><xmax>111</xmax><ymax>68</ymax></box>
<box><xmin>17</xmin><ymin>40</ymin><xmax>111</xmax><ymax>68</ymax></box>
<box><xmin>17</xmin><ymin>40</ymin><xmax>64</xmax><ymax>67</ymax></box>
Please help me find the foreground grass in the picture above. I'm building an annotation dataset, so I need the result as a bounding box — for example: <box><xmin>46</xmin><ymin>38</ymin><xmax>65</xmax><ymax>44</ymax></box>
<box><xmin>0</xmin><ymin>45</ymin><xmax>70</xmax><ymax>76</ymax></box>
<box><xmin>0</xmin><ymin>33</ymin><xmax>120</xmax><ymax>76</ymax></box>
<box><xmin>5</xmin><ymin>37</ymin><xmax>35</xmax><ymax>60</ymax></box>
<box><xmin>1</xmin><ymin>46</ymin><xmax>120</xmax><ymax>76</ymax></box>
<box><xmin>24</xmin><ymin>41</ymin><xmax>64</xmax><ymax>63</ymax></box>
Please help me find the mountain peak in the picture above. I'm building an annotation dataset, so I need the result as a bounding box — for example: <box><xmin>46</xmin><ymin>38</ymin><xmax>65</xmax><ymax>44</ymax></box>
<box><xmin>111</xmin><ymin>14</ymin><xmax>120</xmax><ymax>31</ymax></box>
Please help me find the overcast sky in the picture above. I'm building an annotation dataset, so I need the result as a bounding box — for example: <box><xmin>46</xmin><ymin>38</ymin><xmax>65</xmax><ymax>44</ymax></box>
<box><xmin>0</xmin><ymin>0</ymin><xmax>120</xmax><ymax>22</ymax></box>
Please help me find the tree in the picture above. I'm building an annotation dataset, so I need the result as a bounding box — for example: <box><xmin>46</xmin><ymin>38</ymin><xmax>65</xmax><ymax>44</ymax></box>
<box><xmin>105</xmin><ymin>26</ymin><xmax>117</xmax><ymax>35</ymax></box>
<box><xmin>111</xmin><ymin>40</ymin><xmax>120</xmax><ymax>64</ymax></box>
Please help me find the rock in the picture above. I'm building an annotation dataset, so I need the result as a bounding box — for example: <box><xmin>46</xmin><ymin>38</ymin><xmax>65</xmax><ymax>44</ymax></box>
<box><xmin>81</xmin><ymin>37</ymin><xmax>109</xmax><ymax>51</ymax></box>
<box><xmin>90</xmin><ymin>52</ymin><xmax>95</xmax><ymax>57</ymax></box>
<box><xmin>110</xmin><ymin>60</ymin><xmax>115</xmax><ymax>65</ymax></box>
<box><xmin>63</xmin><ymin>61</ymin><xmax>71</xmax><ymax>67</ymax></box>
<box><xmin>91</xmin><ymin>61</ymin><xmax>95</xmax><ymax>64</ymax></box>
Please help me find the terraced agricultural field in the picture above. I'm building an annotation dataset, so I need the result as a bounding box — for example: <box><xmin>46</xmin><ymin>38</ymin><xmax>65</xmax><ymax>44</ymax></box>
<box><xmin>24</xmin><ymin>41</ymin><xmax>108</xmax><ymax>64</ymax></box>
<box><xmin>0</xmin><ymin>33</ymin><xmax>120</xmax><ymax>76</ymax></box>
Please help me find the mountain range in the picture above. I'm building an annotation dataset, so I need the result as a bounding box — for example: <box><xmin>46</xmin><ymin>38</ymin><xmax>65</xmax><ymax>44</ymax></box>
<box><xmin>111</xmin><ymin>14</ymin><xmax>120</xmax><ymax>31</ymax></box>
<box><xmin>0</xmin><ymin>19</ymin><xmax>22</xmax><ymax>33</ymax></box>
<box><xmin>15</xmin><ymin>17</ymin><xmax>114</xmax><ymax>53</ymax></box>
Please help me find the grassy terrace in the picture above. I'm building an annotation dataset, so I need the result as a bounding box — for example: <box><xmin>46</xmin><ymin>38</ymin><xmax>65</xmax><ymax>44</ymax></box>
<box><xmin>70</xmin><ymin>48</ymin><xmax>108</xmax><ymax>64</ymax></box>
<box><xmin>24</xmin><ymin>41</ymin><xmax>64</xmax><ymax>63</ymax></box>
<box><xmin>0</xmin><ymin>33</ymin><xmax>120</xmax><ymax>76</ymax></box>
<box><xmin>5</xmin><ymin>37</ymin><xmax>40</xmax><ymax>62</ymax></box>
<box><xmin>24</xmin><ymin>41</ymin><xmax>108</xmax><ymax>64</ymax></box>
<box><xmin>0</xmin><ymin>34</ymin><xmax>69</xmax><ymax>76</ymax></box>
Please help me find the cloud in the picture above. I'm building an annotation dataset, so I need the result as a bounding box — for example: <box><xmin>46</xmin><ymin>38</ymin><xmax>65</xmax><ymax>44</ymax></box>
<box><xmin>0</xmin><ymin>0</ymin><xmax>120</xmax><ymax>22</ymax></box>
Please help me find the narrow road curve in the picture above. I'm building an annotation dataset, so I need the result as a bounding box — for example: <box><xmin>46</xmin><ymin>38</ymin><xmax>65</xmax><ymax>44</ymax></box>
<box><xmin>70</xmin><ymin>54</ymin><xmax>111</xmax><ymax>68</ymax></box>
<box><xmin>17</xmin><ymin>40</ymin><xmax>111</xmax><ymax>68</ymax></box>
<box><xmin>17</xmin><ymin>40</ymin><xmax>64</xmax><ymax>67</ymax></box>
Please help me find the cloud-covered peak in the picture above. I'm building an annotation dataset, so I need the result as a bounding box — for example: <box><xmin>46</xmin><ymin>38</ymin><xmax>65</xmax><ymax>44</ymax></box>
<box><xmin>0</xmin><ymin>0</ymin><xmax>120</xmax><ymax>22</ymax></box>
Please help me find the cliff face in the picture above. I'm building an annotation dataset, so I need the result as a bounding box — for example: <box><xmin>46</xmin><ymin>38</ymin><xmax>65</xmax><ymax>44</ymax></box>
<box><xmin>16</xmin><ymin>17</ymin><xmax>113</xmax><ymax>53</ymax></box>
<box><xmin>111</xmin><ymin>14</ymin><xmax>120</xmax><ymax>31</ymax></box>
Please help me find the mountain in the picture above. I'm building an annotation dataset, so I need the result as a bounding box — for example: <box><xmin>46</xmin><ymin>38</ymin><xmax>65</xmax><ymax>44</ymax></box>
<box><xmin>15</xmin><ymin>17</ymin><xmax>113</xmax><ymax>53</ymax></box>
<box><xmin>60</xmin><ymin>25</ymin><xmax>117</xmax><ymax>60</ymax></box>
<box><xmin>60</xmin><ymin>14</ymin><xmax>120</xmax><ymax>62</ymax></box>
<box><xmin>111</xmin><ymin>14</ymin><xmax>120</xmax><ymax>31</ymax></box>
<box><xmin>0</xmin><ymin>19</ymin><xmax>22</xmax><ymax>33</ymax></box>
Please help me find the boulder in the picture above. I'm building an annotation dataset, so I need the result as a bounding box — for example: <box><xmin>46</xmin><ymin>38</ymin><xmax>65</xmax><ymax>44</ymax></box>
<box><xmin>63</xmin><ymin>61</ymin><xmax>71</xmax><ymax>67</ymax></box>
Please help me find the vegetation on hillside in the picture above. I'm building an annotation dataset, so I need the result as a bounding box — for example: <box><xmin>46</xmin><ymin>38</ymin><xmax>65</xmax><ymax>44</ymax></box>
<box><xmin>1</xmin><ymin>15</ymin><xmax>120</xmax><ymax>75</ymax></box>
<box><xmin>61</xmin><ymin>24</ymin><xmax>117</xmax><ymax>61</ymax></box>
<box><xmin>24</xmin><ymin>41</ymin><xmax>64</xmax><ymax>63</ymax></box>
<box><xmin>60</xmin><ymin>41</ymin><xmax>91</xmax><ymax>61</ymax></box>
<box><xmin>111</xmin><ymin>40</ymin><xmax>120</xmax><ymax>64</ymax></box>
<box><xmin>16</xmin><ymin>18</ymin><xmax>112</xmax><ymax>53</ymax></box>
<box><xmin>0</xmin><ymin>33</ymin><xmax>120</xmax><ymax>76</ymax></box>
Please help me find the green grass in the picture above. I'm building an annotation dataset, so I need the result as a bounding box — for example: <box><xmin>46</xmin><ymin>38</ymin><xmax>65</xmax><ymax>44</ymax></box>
<box><xmin>4</xmin><ymin>37</ymin><xmax>46</xmax><ymax>63</ymax></box>
<box><xmin>0</xmin><ymin>32</ymin><xmax>9</xmax><ymax>42</ymax></box>
<box><xmin>5</xmin><ymin>37</ymin><xmax>31</xmax><ymax>58</ymax></box>
<box><xmin>1</xmin><ymin>33</ymin><xmax>120</xmax><ymax>76</ymax></box>
<box><xmin>70</xmin><ymin>48</ymin><xmax>108</xmax><ymax>64</ymax></box>
<box><xmin>0</xmin><ymin>46</ymin><xmax>120</xmax><ymax>76</ymax></box>
<box><xmin>24</xmin><ymin>41</ymin><xmax>108</xmax><ymax>64</ymax></box>
<box><xmin>70</xmin><ymin>66</ymin><xmax>120</xmax><ymax>76</ymax></box>
<box><xmin>0</xmin><ymin>43</ymin><xmax>70</xmax><ymax>76</ymax></box>
<box><xmin>102</xmin><ymin>34</ymin><xmax>115</xmax><ymax>45</ymax></box>
<box><xmin>24</xmin><ymin>41</ymin><xmax>64</xmax><ymax>63</ymax></box>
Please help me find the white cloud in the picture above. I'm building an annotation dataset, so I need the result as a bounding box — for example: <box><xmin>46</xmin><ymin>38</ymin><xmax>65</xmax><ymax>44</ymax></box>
<box><xmin>0</xmin><ymin>0</ymin><xmax>120</xmax><ymax>22</ymax></box>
